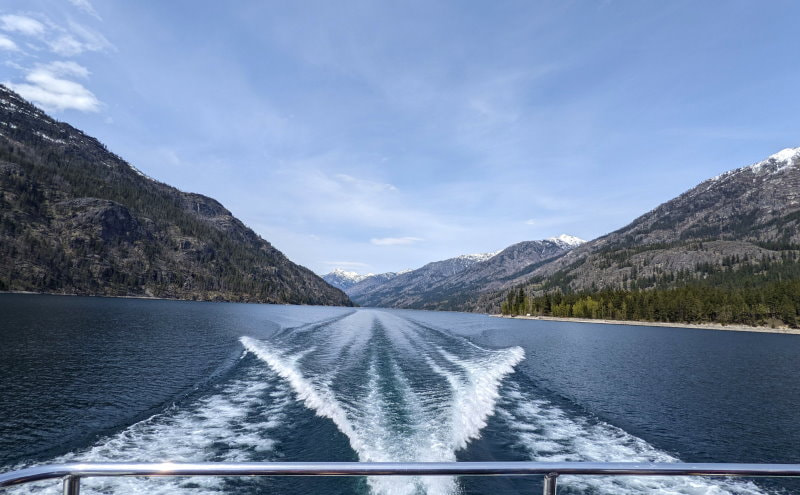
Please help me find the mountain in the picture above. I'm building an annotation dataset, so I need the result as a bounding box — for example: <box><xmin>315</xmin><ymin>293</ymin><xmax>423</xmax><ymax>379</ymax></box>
<box><xmin>346</xmin><ymin>236</ymin><xmax>585</xmax><ymax>309</ymax></box>
<box><xmin>345</xmin><ymin>271</ymin><xmax>406</xmax><ymax>301</ymax></box>
<box><xmin>322</xmin><ymin>268</ymin><xmax>374</xmax><ymax>290</ymax></box>
<box><xmin>0</xmin><ymin>85</ymin><xmax>351</xmax><ymax>306</ymax></box>
<box><xmin>344</xmin><ymin>251</ymin><xmax>498</xmax><ymax>308</ymax></box>
<box><xmin>548</xmin><ymin>234</ymin><xmax>586</xmax><ymax>248</ymax></box>
<box><xmin>481</xmin><ymin>147</ymin><xmax>800</xmax><ymax>320</ymax></box>
<box><xmin>413</xmin><ymin>238</ymin><xmax>585</xmax><ymax>310</ymax></box>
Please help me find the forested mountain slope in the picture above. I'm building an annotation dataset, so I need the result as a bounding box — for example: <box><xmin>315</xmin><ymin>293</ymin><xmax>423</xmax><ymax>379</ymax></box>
<box><xmin>486</xmin><ymin>148</ymin><xmax>800</xmax><ymax>326</ymax></box>
<box><xmin>0</xmin><ymin>85</ymin><xmax>351</xmax><ymax>306</ymax></box>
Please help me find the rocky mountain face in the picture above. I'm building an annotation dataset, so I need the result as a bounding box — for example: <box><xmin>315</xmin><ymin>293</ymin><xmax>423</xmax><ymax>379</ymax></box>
<box><xmin>0</xmin><ymin>85</ymin><xmax>351</xmax><ymax>306</ymax></box>
<box><xmin>322</xmin><ymin>268</ymin><xmax>374</xmax><ymax>290</ymax></box>
<box><xmin>345</xmin><ymin>271</ymin><xmax>404</xmax><ymax>301</ymax></box>
<box><xmin>473</xmin><ymin>148</ymin><xmax>800</xmax><ymax>312</ymax></box>
<box><xmin>343</xmin><ymin>252</ymin><xmax>497</xmax><ymax>308</ymax></box>
<box><xmin>343</xmin><ymin>237</ymin><xmax>584</xmax><ymax>309</ymax></box>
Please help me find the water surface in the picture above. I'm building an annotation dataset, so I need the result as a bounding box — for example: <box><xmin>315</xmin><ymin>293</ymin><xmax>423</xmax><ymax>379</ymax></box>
<box><xmin>1</xmin><ymin>294</ymin><xmax>798</xmax><ymax>494</ymax></box>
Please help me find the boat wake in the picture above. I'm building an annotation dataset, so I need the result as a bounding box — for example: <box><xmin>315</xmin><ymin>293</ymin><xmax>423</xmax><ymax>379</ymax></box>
<box><xmin>4</xmin><ymin>308</ymin><xmax>776</xmax><ymax>495</ymax></box>
<box><xmin>6</xmin><ymin>357</ymin><xmax>293</xmax><ymax>494</ymax></box>
<box><xmin>496</xmin><ymin>381</ymin><xmax>765</xmax><ymax>495</ymax></box>
<box><xmin>242</xmin><ymin>309</ymin><xmax>524</xmax><ymax>495</ymax></box>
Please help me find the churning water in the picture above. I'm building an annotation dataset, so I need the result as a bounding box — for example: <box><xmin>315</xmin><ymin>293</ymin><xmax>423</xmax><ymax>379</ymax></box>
<box><xmin>1</xmin><ymin>294</ymin><xmax>798</xmax><ymax>494</ymax></box>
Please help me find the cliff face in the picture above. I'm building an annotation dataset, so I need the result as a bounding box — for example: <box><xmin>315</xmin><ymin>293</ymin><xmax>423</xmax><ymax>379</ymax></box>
<box><xmin>0</xmin><ymin>85</ymin><xmax>352</xmax><ymax>306</ymax></box>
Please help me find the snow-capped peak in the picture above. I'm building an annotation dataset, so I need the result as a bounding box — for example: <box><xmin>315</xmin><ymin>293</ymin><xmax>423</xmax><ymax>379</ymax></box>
<box><xmin>709</xmin><ymin>146</ymin><xmax>800</xmax><ymax>187</ymax></box>
<box><xmin>747</xmin><ymin>146</ymin><xmax>800</xmax><ymax>174</ymax></box>
<box><xmin>547</xmin><ymin>234</ymin><xmax>586</xmax><ymax>247</ymax></box>
<box><xmin>457</xmin><ymin>251</ymin><xmax>499</xmax><ymax>263</ymax></box>
<box><xmin>328</xmin><ymin>268</ymin><xmax>373</xmax><ymax>282</ymax></box>
<box><xmin>767</xmin><ymin>147</ymin><xmax>800</xmax><ymax>164</ymax></box>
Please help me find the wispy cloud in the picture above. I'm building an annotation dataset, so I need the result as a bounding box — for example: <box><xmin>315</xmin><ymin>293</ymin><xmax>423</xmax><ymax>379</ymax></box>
<box><xmin>370</xmin><ymin>237</ymin><xmax>423</xmax><ymax>246</ymax></box>
<box><xmin>0</xmin><ymin>14</ymin><xmax>45</xmax><ymax>36</ymax></box>
<box><xmin>0</xmin><ymin>12</ymin><xmax>111</xmax><ymax>56</ymax></box>
<box><xmin>324</xmin><ymin>261</ymin><xmax>369</xmax><ymax>268</ymax></box>
<box><xmin>64</xmin><ymin>19</ymin><xmax>111</xmax><ymax>52</ymax></box>
<box><xmin>0</xmin><ymin>35</ymin><xmax>18</xmax><ymax>51</ymax></box>
<box><xmin>48</xmin><ymin>20</ymin><xmax>111</xmax><ymax>56</ymax></box>
<box><xmin>334</xmin><ymin>173</ymin><xmax>397</xmax><ymax>193</ymax></box>
<box><xmin>67</xmin><ymin>0</ymin><xmax>101</xmax><ymax>20</ymax></box>
<box><xmin>268</xmin><ymin>160</ymin><xmax>441</xmax><ymax>231</ymax></box>
<box><xmin>5</xmin><ymin>61</ymin><xmax>101</xmax><ymax>112</ymax></box>
<box><xmin>49</xmin><ymin>34</ymin><xmax>83</xmax><ymax>56</ymax></box>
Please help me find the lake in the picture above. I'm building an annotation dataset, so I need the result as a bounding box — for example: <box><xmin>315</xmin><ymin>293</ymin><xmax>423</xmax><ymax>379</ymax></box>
<box><xmin>1</xmin><ymin>294</ymin><xmax>798</xmax><ymax>494</ymax></box>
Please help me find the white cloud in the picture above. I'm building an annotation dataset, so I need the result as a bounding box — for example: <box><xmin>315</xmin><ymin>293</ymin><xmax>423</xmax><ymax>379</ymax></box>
<box><xmin>0</xmin><ymin>13</ymin><xmax>110</xmax><ymax>56</ymax></box>
<box><xmin>47</xmin><ymin>21</ymin><xmax>111</xmax><ymax>56</ymax></box>
<box><xmin>43</xmin><ymin>60</ymin><xmax>90</xmax><ymax>78</ymax></box>
<box><xmin>49</xmin><ymin>34</ymin><xmax>83</xmax><ymax>56</ymax></box>
<box><xmin>64</xmin><ymin>20</ymin><xmax>112</xmax><ymax>52</ymax></box>
<box><xmin>67</xmin><ymin>0</ymin><xmax>101</xmax><ymax>20</ymax></box>
<box><xmin>0</xmin><ymin>15</ymin><xmax>45</xmax><ymax>36</ymax></box>
<box><xmin>5</xmin><ymin>61</ymin><xmax>100</xmax><ymax>112</ymax></box>
<box><xmin>0</xmin><ymin>35</ymin><xmax>18</xmax><ymax>51</ymax></box>
<box><xmin>370</xmin><ymin>237</ymin><xmax>423</xmax><ymax>246</ymax></box>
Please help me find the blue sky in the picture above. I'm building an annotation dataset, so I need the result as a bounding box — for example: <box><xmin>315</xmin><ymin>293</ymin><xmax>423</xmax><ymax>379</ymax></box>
<box><xmin>2</xmin><ymin>1</ymin><xmax>799</xmax><ymax>275</ymax></box>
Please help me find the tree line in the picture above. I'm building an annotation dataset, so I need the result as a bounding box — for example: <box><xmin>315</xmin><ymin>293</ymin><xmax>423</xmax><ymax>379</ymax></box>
<box><xmin>501</xmin><ymin>278</ymin><xmax>800</xmax><ymax>328</ymax></box>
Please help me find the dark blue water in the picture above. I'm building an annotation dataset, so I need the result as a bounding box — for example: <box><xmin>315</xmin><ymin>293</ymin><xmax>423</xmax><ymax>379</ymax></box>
<box><xmin>1</xmin><ymin>294</ymin><xmax>798</xmax><ymax>494</ymax></box>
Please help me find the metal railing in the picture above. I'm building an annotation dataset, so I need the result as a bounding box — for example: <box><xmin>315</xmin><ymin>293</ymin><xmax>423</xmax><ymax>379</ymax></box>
<box><xmin>2</xmin><ymin>461</ymin><xmax>800</xmax><ymax>495</ymax></box>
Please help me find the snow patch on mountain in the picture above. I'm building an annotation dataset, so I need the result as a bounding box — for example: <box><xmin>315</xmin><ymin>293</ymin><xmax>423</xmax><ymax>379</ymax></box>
<box><xmin>759</xmin><ymin>147</ymin><xmax>800</xmax><ymax>173</ymax></box>
<box><xmin>767</xmin><ymin>147</ymin><xmax>800</xmax><ymax>163</ymax></box>
<box><xmin>547</xmin><ymin>234</ymin><xmax>586</xmax><ymax>247</ymax></box>
<box><xmin>708</xmin><ymin>147</ymin><xmax>800</xmax><ymax>188</ymax></box>
<box><xmin>329</xmin><ymin>268</ymin><xmax>372</xmax><ymax>282</ymax></box>
<box><xmin>456</xmin><ymin>251</ymin><xmax>500</xmax><ymax>263</ymax></box>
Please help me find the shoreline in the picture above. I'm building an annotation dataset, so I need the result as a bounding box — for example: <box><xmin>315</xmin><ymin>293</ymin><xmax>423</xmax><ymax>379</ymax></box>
<box><xmin>491</xmin><ymin>314</ymin><xmax>800</xmax><ymax>335</ymax></box>
<box><xmin>0</xmin><ymin>290</ymin><xmax>294</xmax><ymax>306</ymax></box>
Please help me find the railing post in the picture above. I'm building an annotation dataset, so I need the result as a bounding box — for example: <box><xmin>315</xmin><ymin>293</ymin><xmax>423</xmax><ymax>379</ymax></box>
<box><xmin>542</xmin><ymin>472</ymin><xmax>558</xmax><ymax>495</ymax></box>
<box><xmin>63</xmin><ymin>475</ymin><xmax>80</xmax><ymax>495</ymax></box>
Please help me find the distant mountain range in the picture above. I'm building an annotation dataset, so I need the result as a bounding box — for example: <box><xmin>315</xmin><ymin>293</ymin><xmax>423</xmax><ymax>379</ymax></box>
<box><xmin>324</xmin><ymin>235</ymin><xmax>586</xmax><ymax>308</ymax></box>
<box><xmin>3</xmin><ymin>83</ymin><xmax>797</xmax><ymax>319</ymax></box>
<box><xmin>506</xmin><ymin>148</ymin><xmax>800</xmax><ymax>291</ymax></box>
<box><xmin>0</xmin><ymin>85</ymin><xmax>351</xmax><ymax>306</ymax></box>
<box><xmin>326</xmin><ymin>148</ymin><xmax>800</xmax><ymax>324</ymax></box>
<box><xmin>478</xmin><ymin>147</ymin><xmax>800</xmax><ymax>322</ymax></box>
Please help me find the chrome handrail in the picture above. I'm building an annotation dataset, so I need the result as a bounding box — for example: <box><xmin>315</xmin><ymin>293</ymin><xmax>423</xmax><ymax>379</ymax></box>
<box><xmin>2</xmin><ymin>461</ymin><xmax>800</xmax><ymax>495</ymax></box>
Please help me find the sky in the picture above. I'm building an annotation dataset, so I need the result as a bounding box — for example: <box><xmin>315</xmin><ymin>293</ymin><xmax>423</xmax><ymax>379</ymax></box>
<box><xmin>1</xmin><ymin>1</ymin><xmax>799</xmax><ymax>275</ymax></box>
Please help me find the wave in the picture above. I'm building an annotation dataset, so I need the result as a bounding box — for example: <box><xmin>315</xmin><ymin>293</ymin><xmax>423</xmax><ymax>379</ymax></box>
<box><xmin>6</xmin><ymin>355</ymin><xmax>292</xmax><ymax>494</ymax></box>
<box><xmin>242</xmin><ymin>309</ymin><xmax>524</xmax><ymax>495</ymax></box>
<box><xmin>5</xmin><ymin>307</ymin><xmax>774</xmax><ymax>495</ymax></box>
<box><xmin>496</xmin><ymin>381</ymin><xmax>766</xmax><ymax>495</ymax></box>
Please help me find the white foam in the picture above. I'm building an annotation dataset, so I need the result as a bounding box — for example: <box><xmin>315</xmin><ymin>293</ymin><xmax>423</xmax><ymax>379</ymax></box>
<box><xmin>243</xmin><ymin>309</ymin><xmax>525</xmax><ymax>495</ymax></box>
<box><xmin>432</xmin><ymin>346</ymin><xmax>525</xmax><ymax>450</ymax></box>
<box><xmin>498</xmin><ymin>383</ymin><xmax>766</xmax><ymax>495</ymax></box>
<box><xmin>241</xmin><ymin>336</ymin><xmax>361</xmax><ymax>444</ymax></box>
<box><xmin>6</xmin><ymin>360</ymin><xmax>291</xmax><ymax>494</ymax></box>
